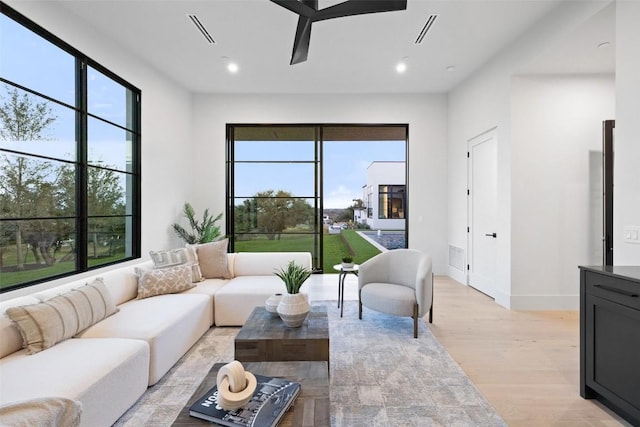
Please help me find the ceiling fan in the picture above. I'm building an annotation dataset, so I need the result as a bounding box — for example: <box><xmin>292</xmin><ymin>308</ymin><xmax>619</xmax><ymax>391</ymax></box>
<box><xmin>271</xmin><ymin>0</ymin><xmax>408</xmax><ymax>65</ymax></box>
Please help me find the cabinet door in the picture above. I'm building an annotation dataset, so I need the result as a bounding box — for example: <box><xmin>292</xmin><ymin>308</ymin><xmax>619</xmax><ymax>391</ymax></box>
<box><xmin>585</xmin><ymin>293</ymin><xmax>640</xmax><ymax>420</ymax></box>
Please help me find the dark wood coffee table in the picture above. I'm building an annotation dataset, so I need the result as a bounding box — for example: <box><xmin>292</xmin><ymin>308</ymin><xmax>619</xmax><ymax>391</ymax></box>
<box><xmin>234</xmin><ymin>306</ymin><xmax>329</xmax><ymax>366</ymax></box>
<box><xmin>172</xmin><ymin>361</ymin><xmax>330</xmax><ymax>426</ymax></box>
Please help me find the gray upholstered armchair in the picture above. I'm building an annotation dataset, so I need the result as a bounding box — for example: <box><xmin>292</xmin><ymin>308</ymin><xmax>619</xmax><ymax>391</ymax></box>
<box><xmin>358</xmin><ymin>249</ymin><xmax>433</xmax><ymax>338</ymax></box>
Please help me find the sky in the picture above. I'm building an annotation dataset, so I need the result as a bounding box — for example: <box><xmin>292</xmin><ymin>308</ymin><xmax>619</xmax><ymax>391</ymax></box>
<box><xmin>233</xmin><ymin>139</ymin><xmax>405</xmax><ymax>209</ymax></box>
<box><xmin>322</xmin><ymin>141</ymin><xmax>405</xmax><ymax>208</ymax></box>
<box><xmin>1</xmin><ymin>12</ymin><xmax>406</xmax><ymax>210</ymax></box>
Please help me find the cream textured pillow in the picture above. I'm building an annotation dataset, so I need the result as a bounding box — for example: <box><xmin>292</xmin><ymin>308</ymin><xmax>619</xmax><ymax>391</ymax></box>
<box><xmin>149</xmin><ymin>247</ymin><xmax>203</xmax><ymax>282</ymax></box>
<box><xmin>5</xmin><ymin>278</ymin><xmax>118</xmax><ymax>354</ymax></box>
<box><xmin>188</xmin><ymin>239</ymin><xmax>232</xmax><ymax>279</ymax></box>
<box><xmin>137</xmin><ymin>264</ymin><xmax>195</xmax><ymax>299</ymax></box>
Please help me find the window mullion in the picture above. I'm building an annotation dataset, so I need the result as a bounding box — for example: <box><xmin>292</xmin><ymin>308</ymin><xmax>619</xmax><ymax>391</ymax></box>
<box><xmin>76</xmin><ymin>58</ymin><xmax>88</xmax><ymax>271</ymax></box>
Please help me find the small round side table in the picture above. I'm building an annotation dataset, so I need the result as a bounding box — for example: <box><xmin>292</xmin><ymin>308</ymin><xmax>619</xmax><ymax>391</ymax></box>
<box><xmin>333</xmin><ymin>264</ymin><xmax>359</xmax><ymax>318</ymax></box>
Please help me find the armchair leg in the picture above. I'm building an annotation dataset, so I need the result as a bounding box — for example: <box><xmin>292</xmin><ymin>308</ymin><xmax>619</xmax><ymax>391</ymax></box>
<box><xmin>428</xmin><ymin>271</ymin><xmax>434</xmax><ymax>324</ymax></box>
<box><xmin>413</xmin><ymin>303</ymin><xmax>418</xmax><ymax>338</ymax></box>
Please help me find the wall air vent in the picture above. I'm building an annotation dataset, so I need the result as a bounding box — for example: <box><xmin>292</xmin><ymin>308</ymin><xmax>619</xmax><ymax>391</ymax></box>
<box><xmin>415</xmin><ymin>14</ymin><xmax>438</xmax><ymax>44</ymax></box>
<box><xmin>448</xmin><ymin>245</ymin><xmax>465</xmax><ymax>271</ymax></box>
<box><xmin>187</xmin><ymin>14</ymin><xmax>215</xmax><ymax>44</ymax></box>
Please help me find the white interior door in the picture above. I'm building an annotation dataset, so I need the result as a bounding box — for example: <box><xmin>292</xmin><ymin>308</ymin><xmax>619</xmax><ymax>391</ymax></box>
<box><xmin>467</xmin><ymin>129</ymin><xmax>497</xmax><ymax>297</ymax></box>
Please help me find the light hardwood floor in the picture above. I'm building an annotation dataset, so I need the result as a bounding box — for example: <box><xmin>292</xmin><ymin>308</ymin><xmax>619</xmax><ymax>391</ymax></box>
<box><xmin>308</xmin><ymin>273</ymin><xmax>630</xmax><ymax>426</ymax></box>
<box><xmin>428</xmin><ymin>276</ymin><xmax>629</xmax><ymax>427</ymax></box>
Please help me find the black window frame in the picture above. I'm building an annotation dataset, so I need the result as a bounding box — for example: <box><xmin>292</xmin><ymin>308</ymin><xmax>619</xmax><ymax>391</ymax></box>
<box><xmin>226</xmin><ymin>123</ymin><xmax>410</xmax><ymax>270</ymax></box>
<box><xmin>0</xmin><ymin>3</ymin><xmax>141</xmax><ymax>293</ymax></box>
<box><xmin>378</xmin><ymin>184</ymin><xmax>406</xmax><ymax>219</ymax></box>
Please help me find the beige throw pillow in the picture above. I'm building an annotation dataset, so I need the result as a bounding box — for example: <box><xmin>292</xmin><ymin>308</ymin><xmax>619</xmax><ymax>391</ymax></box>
<box><xmin>136</xmin><ymin>264</ymin><xmax>195</xmax><ymax>299</ymax></box>
<box><xmin>149</xmin><ymin>247</ymin><xmax>203</xmax><ymax>282</ymax></box>
<box><xmin>5</xmin><ymin>278</ymin><xmax>118</xmax><ymax>354</ymax></box>
<box><xmin>188</xmin><ymin>239</ymin><xmax>232</xmax><ymax>279</ymax></box>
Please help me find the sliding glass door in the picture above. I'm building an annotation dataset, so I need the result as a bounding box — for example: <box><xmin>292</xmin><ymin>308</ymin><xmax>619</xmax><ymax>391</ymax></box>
<box><xmin>226</xmin><ymin>124</ymin><xmax>408</xmax><ymax>271</ymax></box>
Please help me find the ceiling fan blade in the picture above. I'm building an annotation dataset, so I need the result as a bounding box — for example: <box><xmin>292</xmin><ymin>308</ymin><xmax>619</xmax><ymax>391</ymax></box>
<box><xmin>313</xmin><ymin>0</ymin><xmax>407</xmax><ymax>22</ymax></box>
<box><xmin>270</xmin><ymin>0</ymin><xmax>317</xmax><ymax>18</ymax></box>
<box><xmin>290</xmin><ymin>16</ymin><xmax>312</xmax><ymax>65</ymax></box>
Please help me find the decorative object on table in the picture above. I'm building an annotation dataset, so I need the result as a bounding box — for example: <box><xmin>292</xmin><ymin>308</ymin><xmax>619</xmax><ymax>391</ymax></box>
<box><xmin>265</xmin><ymin>293</ymin><xmax>283</xmax><ymax>316</ymax></box>
<box><xmin>172</xmin><ymin>202</ymin><xmax>223</xmax><ymax>244</ymax></box>
<box><xmin>215</xmin><ymin>360</ymin><xmax>257</xmax><ymax>410</ymax></box>
<box><xmin>341</xmin><ymin>255</ymin><xmax>354</xmax><ymax>269</ymax></box>
<box><xmin>274</xmin><ymin>260</ymin><xmax>312</xmax><ymax>327</ymax></box>
<box><xmin>189</xmin><ymin>360</ymin><xmax>301</xmax><ymax>426</ymax></box>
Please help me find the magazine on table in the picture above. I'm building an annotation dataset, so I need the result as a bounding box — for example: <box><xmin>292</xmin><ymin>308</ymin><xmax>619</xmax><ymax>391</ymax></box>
<box><xmin>189</xmin><ymin>374</ymin><xmax>301</xmax><ymax>427</ymax></box>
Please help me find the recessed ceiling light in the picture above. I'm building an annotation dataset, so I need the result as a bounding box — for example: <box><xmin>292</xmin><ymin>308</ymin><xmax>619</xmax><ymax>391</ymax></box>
<box><xmin>446</xmin><ymin>65</ymin><xmax>456</xmax><ymax>72</ymax></box>
<box><xmin>597</xmin><ymin>41</ymin><xmax>611</xmax><ymax>49</ymax></box>
<box><xmin>227</xmin><ymin>62</ymin><xmax>239</xmax><ymax>73</ymax></box>
<box><xmin>396</xmin><ymin>62</ymin><xmax>407</xmax><ymax>73</ymax></box>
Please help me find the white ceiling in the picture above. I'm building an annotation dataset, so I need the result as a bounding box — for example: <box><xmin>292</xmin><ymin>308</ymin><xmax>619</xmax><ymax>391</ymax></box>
<box><xmin>55</xmin><ymin>0</ymin><xmax>614</xmax><ymax>94</ymax></box>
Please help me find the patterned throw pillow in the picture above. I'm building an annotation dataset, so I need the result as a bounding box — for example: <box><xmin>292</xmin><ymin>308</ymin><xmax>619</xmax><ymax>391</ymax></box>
<box><xmin>188</xmin><ymin>238</ymin><xmax>232</xmax><ymax>279</ymax></box>
<box><xmin>5</xmin><ymin>278</ymin><xmax>118</xmax><ymax>354</ymax></box>
<box><xmin>136</xmin><ymin>264</ymin><xmax>195</xmax><ymax>299</ymax></box>
<box><xmin>149</xmin><ymin>247</ymin><xmax>203</xmax><ymax>282</ymax></box>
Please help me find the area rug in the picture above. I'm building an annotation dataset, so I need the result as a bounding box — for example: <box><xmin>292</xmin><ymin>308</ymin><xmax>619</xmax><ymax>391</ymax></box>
<box><xmin>114</xmin><ymin>301</ymin><xmax>506</xmax><ymax>426</ymax></box>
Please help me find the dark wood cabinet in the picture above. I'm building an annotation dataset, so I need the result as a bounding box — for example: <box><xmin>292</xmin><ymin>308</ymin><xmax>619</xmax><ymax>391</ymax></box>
<box><xmin>580</xmin><ymin>266</ymin><xmax>640</xmax><ymax>425</ymax></box>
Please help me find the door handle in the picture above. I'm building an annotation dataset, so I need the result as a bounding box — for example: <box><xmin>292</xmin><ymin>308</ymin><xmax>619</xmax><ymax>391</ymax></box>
<box><xmin>485</xmin><ymin>233</ymin><xmax>497</xmax><ymax>238</ymax></box>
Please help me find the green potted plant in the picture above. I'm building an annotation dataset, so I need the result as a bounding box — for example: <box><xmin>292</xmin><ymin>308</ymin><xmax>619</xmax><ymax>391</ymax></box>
<box><xmin>341</xmin><ymin>255</ymin><xmax>354</xmax><ymax>269</ymax></box>
<box><xmin>273</xmin><ymin>261</ymin><xmax>312</xmax><ymax>327</ymax></box>
<box><xmin>172</xmin><ymin>202</ymin><xmax>222</xmax><ymax>244</ymax></box>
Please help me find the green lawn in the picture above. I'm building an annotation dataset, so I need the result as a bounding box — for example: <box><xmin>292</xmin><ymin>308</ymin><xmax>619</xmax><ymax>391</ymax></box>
<box><xmin>322</xmin><ymin>234</ymin><xmax>350</xmax><ymax>272</ymax></box>
<box><xmin>233</xmin><ymin>231</ymin><xmax>380</xmax><ymax>272</ymax></box>
<box><xmin>234</xmin><ymin>234</ymin><xmax>315</xmax><ymax>252</ymax></box>
<box><xmin>0</xmin><ymin>245</ymin><xmax>126</xmax><ymax>290</ymax></box>
<box><xmin>340</xmin><ymin>230</ymin><xmax>382</xmax><ymax>264</ymax></box>
<box><xmin>2</xmin><ymin>231</ymin><xmax>382</xmax><ymax>289</ymax></box>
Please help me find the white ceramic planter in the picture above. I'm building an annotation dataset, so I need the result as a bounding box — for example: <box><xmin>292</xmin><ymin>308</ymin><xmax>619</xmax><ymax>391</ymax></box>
<box><xmin>265</xmin><ymin>293</ymin><xmax>283</xmax><ymax>316</ymax></box>
<box><xmin>341</xmin><ymin>262</ymin><xmax>354</xmax><ymax>269</ymax></box>
<box><xmin>276</xmin><ymin>293</ymin><xmax>310</xmax><ymax>328</ymax></box>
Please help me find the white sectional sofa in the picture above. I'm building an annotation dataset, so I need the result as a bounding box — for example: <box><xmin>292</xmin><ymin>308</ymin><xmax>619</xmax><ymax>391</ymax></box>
<box><xmin>0</xmin><ymin>251</ymin><xmax>312</xmax><ymax>427</ymax></box>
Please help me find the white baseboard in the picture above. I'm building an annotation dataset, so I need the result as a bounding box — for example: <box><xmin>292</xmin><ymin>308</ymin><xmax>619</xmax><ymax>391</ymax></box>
<box><xmin>508</xmin><ymin>294</ymin><xmax>579</xmax><ymax>310</ymax></box>
<box><xmin>447</xmin><ymin>267</ymin><xmax>466</xmax><ymax>285</ymax></box>
<box><xmin>443</xmin><ymin>270</ymin><xmax>579</xmax><ymax>310</ymax></box>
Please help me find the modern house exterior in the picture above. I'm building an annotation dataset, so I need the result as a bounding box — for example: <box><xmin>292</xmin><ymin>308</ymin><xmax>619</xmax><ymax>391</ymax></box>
<box><xmin>355</xmin><ymin>161</ymin><xmax>406</xmax><ymax>231</ymax></box>
<box><xmin>1</xmin><ymin>1</ymin><xmax>638</xmax><ymax>317</ymax></box>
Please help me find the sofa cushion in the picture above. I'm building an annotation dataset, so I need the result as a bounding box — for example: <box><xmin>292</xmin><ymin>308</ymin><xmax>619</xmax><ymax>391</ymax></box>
<box><xmin>5</xmin><ymin>279</ymin><xmax>118</xmax><ymax>354</ymax></box>
<box><xmin>0</xmin><ymin>296</ymin><xmax>41</xmax><ymax>358</ymax></box>
<box><xmin>32</xmin><ymin>262</ymin><xmax>147</xmax><ymax>307</ymax></box>
<box><xmin>136</xmin><ymin>264</ymin><xmax>195</xmax><ymax>299</ymax></box>
<box><xmin>188</xmin><ymin>239</ymin><xmax>232</xmax><ymax>279</ymax></box>
<box><xmin>183</xmin><ymin>278</ymin><xmax>228</xmax><ymax>326</ymax></box>
<box><xmin>213</xmin><ymin>275</ymin><xmax>309</xmax><ymax>326</ymax></box>
<box><xmin>77</xmin><ymin>293</ymin><xmax>210</xmax><ymax>385</ymax></box>
<box><xmin>0</xmin><ymin>337</ymin><xmax>149</xmax><ymax>427</ymax></box>
<box><xmin>232</xmin><ymin>252</ymin><xmax>312</xmax><ymax>277</ymax></box>
<box><xmin>150</xmin><ymin>247</ymin><xmax>203</xmax><ymax>282</ymax></box>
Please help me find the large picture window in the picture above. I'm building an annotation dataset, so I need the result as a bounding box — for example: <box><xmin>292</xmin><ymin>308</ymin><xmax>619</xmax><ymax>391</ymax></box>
<box><xmin>0</xmin><ymin>5</ymin><xmax>141</xmax><ymax>292</ymax></box>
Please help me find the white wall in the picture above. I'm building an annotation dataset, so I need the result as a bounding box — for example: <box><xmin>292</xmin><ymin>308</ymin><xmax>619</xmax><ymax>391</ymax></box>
<box><xmin>511</xmin><ymin>75</ymin><xmax>615</xmax><ymax>309</ymax></box>
<box><xmin>192</xmin><ymin>93</ymin><xmax>449</xmax><ymax>273</ymax></box>
<box><xmin>2</xmin><ymin>2</ymin><xmax>194</xmax><ymax>299</ymax></box>
<box><xmin>614</xmin><ymin>1</ymin><xmax>640</xmax><ymax>264</ymax></box>
<box><xmin>447</xmin><ymin>1</ymin><xmax>611</xmax><ymax>308</ymax></box>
